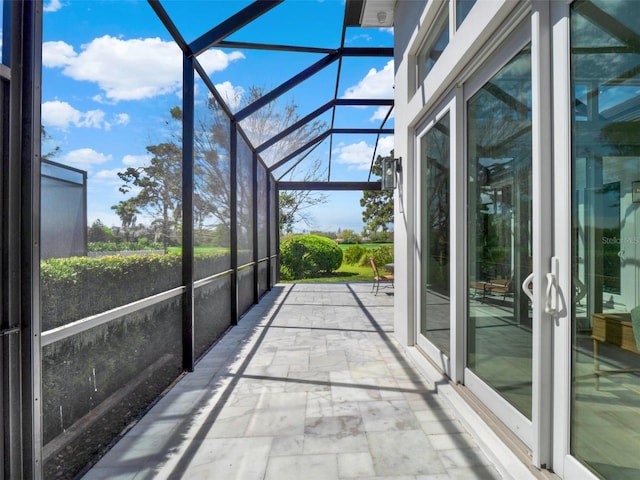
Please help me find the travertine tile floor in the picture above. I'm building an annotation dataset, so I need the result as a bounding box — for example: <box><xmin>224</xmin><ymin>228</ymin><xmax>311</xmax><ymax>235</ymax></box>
<box><xmin>82</xmin><ymin>283</ymin><xmax>539</xmax><ymax>480</ymax></box>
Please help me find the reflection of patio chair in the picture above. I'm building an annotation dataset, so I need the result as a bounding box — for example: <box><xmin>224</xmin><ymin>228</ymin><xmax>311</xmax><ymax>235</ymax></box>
<box><xmin>369</xmin><ymin>257</ymin><xmax>394</xmax><ymax>295</ymax></box>
<box><xmin>486</xmin><ymin>277</ymin><xmax>512</xmax><ymax>300</ymax></box>
<box><xmin>470</xmin><ymin>277</ymin><xmax>512</xmax><ymax>301</ymax></box>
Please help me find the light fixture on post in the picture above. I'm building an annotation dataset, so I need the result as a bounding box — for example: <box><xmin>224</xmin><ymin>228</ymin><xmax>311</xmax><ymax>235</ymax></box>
<box><xmin>377</xmin><ymin>11</ymin><xmax>387</xmax><ymax>25</ymax></box>
<box><xmin>381</xmin><ymin>157</ymin><xmax>401</xmax><ymax>190</ymax></box>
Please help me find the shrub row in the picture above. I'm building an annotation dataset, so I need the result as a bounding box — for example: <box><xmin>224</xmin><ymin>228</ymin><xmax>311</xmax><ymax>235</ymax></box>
<box><xmin>343</xmin><ymin>244</ymin><xmax>394</xmax><ymax>269</ymax></box>
<box><xmin>362</xmin><ymin>244</ymin><xmax>394</xmax><ymax>269</ymax></box>
<box><xmin>88</xmin><ymin>240</ymin><xmax>164</xmax><ymax>252</ymax></box>
<box><xmin>41</xmin><ymin>251</ymin><xmax>229</xmax><ymax>331</ymax></box>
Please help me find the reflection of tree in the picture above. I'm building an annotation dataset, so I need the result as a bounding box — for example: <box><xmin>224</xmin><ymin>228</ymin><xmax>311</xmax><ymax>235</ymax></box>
<box><xmin>425</xmin><ymin>117</ymin><xmax>449</xmax><ymax>290</ymax></box>
<box><xmin>469</xmin><ymin>50</ymin><xmax>532</xmax><ymax>283</ymax></box>
<box><xmin>360</xmin><ymin>154</ymin><xmax>394</xmax><ymax>236</ymax></box>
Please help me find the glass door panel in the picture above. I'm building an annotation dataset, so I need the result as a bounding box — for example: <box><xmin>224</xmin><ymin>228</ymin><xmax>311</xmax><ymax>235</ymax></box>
<box><xmin>421</xmin><ymin>113</ymin><xmax>451</xmax><ymax>354</ymax></box>
<box><xmin>570</xmin><ymin>1</ymin><xmax>640</xmax><ymax>478</ymax></box>
<box><xmin>467</xmin><ymin>47</ymin><xmax>533</xmax><ymax>418</ymax></box>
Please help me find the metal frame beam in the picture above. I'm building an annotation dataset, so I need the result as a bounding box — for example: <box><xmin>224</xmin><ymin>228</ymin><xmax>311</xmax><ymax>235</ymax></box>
<box><xmin>256</xmin><ymin>99</ymin><xmax>393</xmax><ymax>154</ymax></box>
<box><xmin>235</xmin><ymin>51</ymin><xmax>341</xmax><ymax>121</ymax></box>
<box><xmin>182</xmin><ymin>56</ymin><xmax>195</xmax><ymax>372</ymax></box>
<box><xmin>278</xmin><ymin>181</ymin><xmax>382</xmax><ymax>191</ymax></box>
<box><xmin>189</xmin><ymin>1</ymin><xmax>283</xmax><ymax>56</ymax></box>
<box><xmin>268</xmin><ymin>131</ymin><xmax>331</xmax><ymax>172</ymax></box>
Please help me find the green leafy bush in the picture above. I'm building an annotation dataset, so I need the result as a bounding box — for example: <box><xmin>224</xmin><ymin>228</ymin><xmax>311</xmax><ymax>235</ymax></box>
<box><xmin>343</xmin><ymin>244</ymin><xmax>366</xmax><ymax>265</ymax></box>
<box><xmin>280</xmin><ymin>234</ymin><xmax>343</xmax><ymax>279</ymax></box>
<box><xmin>361</xmin><ymin>244</ymin><xmax>394</xmax><ymax>269</ymax></box>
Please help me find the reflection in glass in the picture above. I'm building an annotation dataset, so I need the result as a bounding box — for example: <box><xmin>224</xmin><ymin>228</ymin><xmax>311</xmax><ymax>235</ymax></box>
<box><xmin>418</xmin><ymin>11</ymin><xmax>449</xmax><ymax>82</ymax></box>
<box><xmin>421</xmin><ymin>113</ymin><xmax>451</xmax><ymax>354</ymax></box>
<box><xmin>467</xmin><ymin>47</ymin><xmax>532</xmax><ymax>418</ymax></box>
<box><xmin>456</xmin><ymin>0</ymin><xmax>477</xmax><ymax>29</ymax></box>
<box><xmin>571</xmin><ymin>1</ymin><xmax>640</xmax><ymax>478</ymax></box>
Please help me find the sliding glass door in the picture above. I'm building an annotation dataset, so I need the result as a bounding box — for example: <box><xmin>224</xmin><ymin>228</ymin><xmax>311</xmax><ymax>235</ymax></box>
<box><xmin>466</xmin><ymin>46</ymin><xmax>533</xmax><ymax>419</ymax></box>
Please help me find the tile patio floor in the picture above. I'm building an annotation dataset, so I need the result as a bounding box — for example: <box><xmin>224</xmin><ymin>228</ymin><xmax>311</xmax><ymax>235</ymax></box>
<box><xmin>81</xmin><ymin>283</ymin><xmax>543</xmax><ymax>480</ymax></box>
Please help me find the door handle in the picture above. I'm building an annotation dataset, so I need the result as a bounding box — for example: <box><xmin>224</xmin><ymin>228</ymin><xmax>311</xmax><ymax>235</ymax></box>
<box><xmin>544</xmin><ymin>257</ymin><xmax>559</xmax><ymax>316</ymax></box>
<box><xmin>522</xmin><ymin>272</ymin><xmax>534</xmax><ymax>302</ymax></box>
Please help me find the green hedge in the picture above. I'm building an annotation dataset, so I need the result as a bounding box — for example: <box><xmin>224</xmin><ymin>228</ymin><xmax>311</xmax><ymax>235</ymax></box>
<box><xmin>41</xmin><ymin>252</ymin><xmax>229</xmax><ymax>331</ymax></box>
<box><xmin>88</xmin><ymin>241</ymin><xmax>165</xmax><ymax>252</ymax></box>
<box><xmin>280</xmin><ymin>234</ymin><xmax>343</xmax><ymax>280</ymax></box>
<box><xmin>360</xmin><ymin>244</ymin><xmax>394</xmax><ymax>269</ymax></box>
<box><xmin>343</xmin><ymin>244</ymin><xmax>366</xmax><ymax>265</ymax></box>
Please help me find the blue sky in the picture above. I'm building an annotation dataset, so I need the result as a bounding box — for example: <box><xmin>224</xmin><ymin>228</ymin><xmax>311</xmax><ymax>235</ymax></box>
<box><xmin>39</xmin><ymin>0</ymin><xmax>394</xmax><ymax>233</ymax></box>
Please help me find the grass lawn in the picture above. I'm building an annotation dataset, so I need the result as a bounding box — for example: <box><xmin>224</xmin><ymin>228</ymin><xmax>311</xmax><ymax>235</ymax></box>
<box><xmin>281</xmin><ymin>262</ymin><xmax>374</xmax><ymax>283</ymax></box>
<box><xmin>337</xmin><ymin>242</ymin><xmax>392</xmax><ymax>252</ymax></box>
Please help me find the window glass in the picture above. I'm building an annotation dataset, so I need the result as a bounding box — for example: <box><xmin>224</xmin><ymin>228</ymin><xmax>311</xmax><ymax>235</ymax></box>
<box><xmin>417</xmin><ymin>11</ymin><xmax>449</xmax><ymax>83</ymax></box>
<box><xmin>571</xmin><ymin>1</ymin><xmax>640</xmax><ymax>477</ymax></box>
<box><xmin>421</xmin><ymin>112</ymin><xmax>451</xmax><ymax>354</ymax></box>
<box><xmin>467</xmin><ymin>47</ymin><xmax>532</xmax><ymax>418</ymax></box>
<box><xmin>456</xmin><ymin>0</ymin><xmax>477</xmax><ymax>29</ymax></box>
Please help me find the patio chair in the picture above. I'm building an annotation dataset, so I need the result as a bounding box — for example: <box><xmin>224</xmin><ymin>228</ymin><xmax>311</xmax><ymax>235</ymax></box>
<box><xmin>369</xmin><ymin>257</ymin><xmax>394</xmax><ymax>295</ymax></box>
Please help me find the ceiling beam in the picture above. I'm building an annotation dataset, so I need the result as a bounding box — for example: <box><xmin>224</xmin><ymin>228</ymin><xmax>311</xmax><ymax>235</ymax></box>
<box><xmin>189</xmin><ymin>0</ymin><xmax>283</xmax><ymax>56</ymax></box>
<box><xmin>268</xmin><ymin>131</ymin><xmax>331</xmax><ymax>171</ymax></box>
<box><xmin>235</xmin><ymin>51</ymin><xmax>341</xmax><ymax>121</ymax></box>
<box><xmin>278</xmin><ymin>181</ymin><xmax>381</xmax><ymax>191</ymax></box>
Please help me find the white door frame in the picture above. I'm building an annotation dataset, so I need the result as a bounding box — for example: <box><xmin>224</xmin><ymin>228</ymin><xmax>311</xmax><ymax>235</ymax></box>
<box><xmin>415</xmin><ymin>94</ymin><xmax>457</xmax><ymax>378</ymax></box>
<box><xmin>460</xmin><ymin>13</ymin><xmax>557</xmax><ymax>465</ymax></box>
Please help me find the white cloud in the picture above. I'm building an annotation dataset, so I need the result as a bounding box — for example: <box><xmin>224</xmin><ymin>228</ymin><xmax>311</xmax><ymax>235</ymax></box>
<box><xmin>42</xmin><ymin>36</ymin><xmax>244</xmax><ymax>102</ymax></box>
<box><xmin>113</xmin><ymin>113</ymin><xmax>130</xmax><ymax>126</ymax></box>
<box><xmin>42</xmin><ymin>41</ymin><xmax>77</xmax><ymax>68</ymax></box>
<box><xmin>42</xmin><ymin>100</ymin><xmax>81</xmax><ymax>129</ymax></box>
<box><xmin>342</xmin><ymin>59</ymin><xmax>394</xmax><ymax>100</ymax></box>
<box><xmin>41</xmin><ymin>100</ymin><xmax>129</xmax><ymax>131</ymax></box>
<box><xmin>332</xmin><ymin>136</ymin><xmax>394</xmax><ymax>171</ymax></box>
<box><xmin>92</xmin><ymin>168</ymin><xmax>123</xmax><ymax>183</ymax></box>
<box><xmin>371</xmin><ymin>105</ymin><xmax>394</xmax><ymax>122</ymax></box>
<box><xmin>60</xmin><ymin>148</ymin><xmax>111</xmax><ymax>172</ymax></box>
<box><xmin>376</xmin><ymin>135</ymin><xmax>394</xmax><ymax>157</ymax></box>
<box><xmin>122</xmin><ymin>154</ymin><xmax>151</xmax><ymax>167</ymax></box>
<box><xmin>78</xmin><ymin>109</ymin><xmax>106</xmax><ymax>128</ymax></box>
<box><xmin>333</xmin><ymin>141</ymin><xmax>373</xmax><ymax>171</ymax></box>
<box><xmin>215</xmin><ymin>81</ymin><xmax>245</xmax><ymax>110</ymax></box>
<box><xmin>44</xmin><ymin>0</ymin><xmax>65</xmax><ymax>13</ymax></box>
<box><xmin>200</xmin><ymin>50</ymin><xmax>245</xmax><ymax>75</ymax></box>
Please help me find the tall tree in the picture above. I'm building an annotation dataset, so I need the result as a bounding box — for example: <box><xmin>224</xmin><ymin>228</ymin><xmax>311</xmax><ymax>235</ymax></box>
<box><xmin>117</xmin><ymin>142</ymin><xmax>182</xmax><ymax>249</ymax></box>
<box><xmin>111</xmin><ymin>198</ymin><xmax>140</xmax><ymax>242</ymax></box>
<box><xmin>360</xmin><ymin>153</ymin><xmax>394</xmax><ymax>237</ymax></box>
